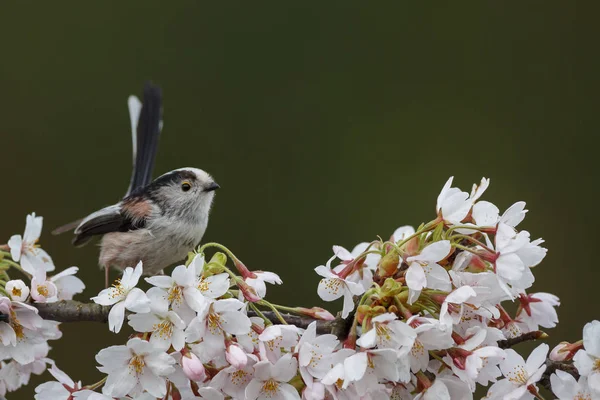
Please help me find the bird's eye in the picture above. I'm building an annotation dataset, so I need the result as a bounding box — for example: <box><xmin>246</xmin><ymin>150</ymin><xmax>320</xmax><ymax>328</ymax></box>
<box><xmin>181</xmin><ymin>181</ymin><xmax>191</xmax><ymax>192</ymax></box>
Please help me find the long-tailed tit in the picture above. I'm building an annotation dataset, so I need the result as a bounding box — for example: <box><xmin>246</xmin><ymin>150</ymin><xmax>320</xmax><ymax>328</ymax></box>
<box><xmin>53</xmin><ymin>83</ymin><xmax>219</xmax><ymax>284</ymax></box>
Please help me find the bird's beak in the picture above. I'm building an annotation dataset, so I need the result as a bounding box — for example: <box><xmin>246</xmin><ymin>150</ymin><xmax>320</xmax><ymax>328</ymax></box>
<box><xmin>205</xmin><ymin>181</ymin><xmax>220</xmax><ymax>192</ymax></box>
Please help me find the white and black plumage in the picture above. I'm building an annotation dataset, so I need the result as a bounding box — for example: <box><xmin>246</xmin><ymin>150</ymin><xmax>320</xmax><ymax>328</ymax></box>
<box><xmin>53</xmin><ymin>83</ymin><xmax>219</xmax><ymax>280</ymax></box>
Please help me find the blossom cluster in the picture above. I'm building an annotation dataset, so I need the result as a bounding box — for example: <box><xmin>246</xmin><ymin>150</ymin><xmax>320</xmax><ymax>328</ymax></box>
<box><xmin>1</xmin><ymin>177</ymin><xmax>598</xmax><ymax>399</ymax></box>
<box><xmin>0</xmin><ymin>214</ymin><xmax>85</xmax><ymax>396</ymax></box>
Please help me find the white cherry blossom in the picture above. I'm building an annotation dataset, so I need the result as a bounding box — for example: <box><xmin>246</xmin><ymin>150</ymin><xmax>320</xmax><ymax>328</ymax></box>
<box><xmin>245</xmin><ymin>353</ymin><xmax>301</xmax><ymax>400</ymax></box>
<box><xmin>516</xmin><ymin>292</ymin><xmax>560</xmax><ymax>332</ymax></box>
<box><xmin>258</xmin><ymin>324</ymin><xmax>300</xmax><ymax>363</ymax></box>
<box><xmin>439</xmin><ymin>286</ymin><xmax>477</xmax><ymax>328</ymax></box>
<box><xmin>357</xmin><ymin>313</ymin><xmax>416</xmax><ymax>352</ymax></box>
<box><xmin>5</xmin><ymin>280</ymin><xmax>29</xmax><ymax>302</ymax></box>
<box><xmin>487</xmin><ymin>343</ymin><xmax>548</xmax><ymax>400</ymax></box>
<box><xmin>50</xmin><ymin>267</ymin><xmax>85</xmax><ymax>301</ymax></box>
<box><xmin>96</xmin><ymin>337</ymin><xmax>176</xmax><ymax>398</ymax></box>
<box><xmin>407</xmin><ymin>316</ymin><xmax>454</xmax><ymax>372</ymax></box>
<box><xmin>332</xmin><ymin>243</ymin><xmax>381</xmax><ymax>291</ymax></box>
<box><xmin>128</xmin><ymin>288</ymin><xmax>186</xmax><ymax>351</ymax></box>
<box><xmin>30</xmin><ymin>266</ymin><xmax>58</xmax><ymax>303</ymax></box>
<box><xmin>245</xmin><ymin>271</ymin><xmax>282</xmax><ymax>299</ymax></box>
<box><xmin>392</xmin><ymin>226</ymin><xmax>416</xmax><ymax>243</ymax></box>
<box><xmin>0</xmin><ymin>298</ymin><xmax>45</xmax><ymax>364</ymax></box>
<box><xmin>573</xmin><ymin>320</ymin><xmax>600</xmax><ymax>395</ymax></box>
<box><xmin>34</xmin><ymin>363</ymin><xmax>82</xmax><ymax>400</ymax></box>
<box><xmin>296</xmin><ymin>322</ymin><xmax>339</xmax><ymax>385</ymax></box>
<box><xmin>186</xmin><ymin>299</ymin><xmax>251</xmax><ymax>362</ymax></box>
<box><xmin>212</xmin><ymin>356</ymin><xmax>257</xmax><ymax>399</ymax></box>
<box><xmin>436</xmin><ymin>177</ymin><xmax>472</xmax><ymax>225</ymax></box>
<box><xmin>315</xmin><ymin>256</ymin><xmax>364</xmax><ymax>318</ymax></box>
<box><xmin>443</xmin><ymin>327</ymin><xmax>506</xmax><ymax>391</ymax></box>
<box><xmin>414</xmin><ymin>374</ymin><xmax>473</xmax><ymax>400</ymax></box>
<box><xmin>493</xmin><ymin>223</ymin><xmax>546</xmax><ymax>298</ymax></box>
<box><xmin>405</xmin><ymin>240</ymin><xmax>452</xmax><ymax>304</ymax></box>
<box><xmin>8</xmin><ymin>213</ymin><xmax>55</xmax><ymax>274</ymax></box>
<box><xmin>145</xmin><ymin>255</ymin><xmax>229</xmax><ymax>323</ymax></box>
<box><xmin>91</xmin><ymin>261</ymin><xmax>151</xmax><ymax>333</ymax></box>
<box><xmin>550</xmin><ymin>370</ymin><xmax>593</xmax><ymax>400</ymax></box>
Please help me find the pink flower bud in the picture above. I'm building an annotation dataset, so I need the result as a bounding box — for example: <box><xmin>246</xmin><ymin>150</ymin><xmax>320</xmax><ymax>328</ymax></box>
<box><xmin>182</xmin><ymin>351</ymin><xmax>206</xmax><ymax>382</ymax></box>
<box><xmin>296</xmin><ymin>307</ymin><xmax>335</xmax><ymax>321</ymax></box>
<box><xmin>234</xmin><ymin>258</ymin><xmax>257</xmax><ymax>279</ymax></box>
<box><xmin>237</xmin><ymin>279</ymin><xmax>261</xmax><ymax>302</ymax></box>
<box><xmin>549</xmin><ymin>341</ymin><xmax>582</xmax><ymax>362</ymax></box>
<box><xmin>550</xmin><ymin>342</ymin><xmax>569</xmax><ymax>361</ymax></box>
<box><xmin>226</xmin><ymin>343</ymin><xmax>248</xmax><ymax>369</ymax></box>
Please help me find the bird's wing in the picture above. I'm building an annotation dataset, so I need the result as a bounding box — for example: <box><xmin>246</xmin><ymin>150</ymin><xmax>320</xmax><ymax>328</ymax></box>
<box><xmin>72</xmin><ymin>205</ymin><xmax>125</xmax><ymax>247</ymax></box>
<box><xmin>126</xmin><ymin>82</ymin><xmax>163</xmax><ymax>196</ymax></box>
<box><xmin>71</xmin><ymin>198</ymin><xmax>152</xmax><ymax>247</ymax></box>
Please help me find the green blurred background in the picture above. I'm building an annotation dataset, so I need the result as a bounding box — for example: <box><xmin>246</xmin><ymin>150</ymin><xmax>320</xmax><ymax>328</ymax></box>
<box><xmin>1</xmin><ymin>2</ymin><xmax>598</xmax><ymax>398</ymax></box>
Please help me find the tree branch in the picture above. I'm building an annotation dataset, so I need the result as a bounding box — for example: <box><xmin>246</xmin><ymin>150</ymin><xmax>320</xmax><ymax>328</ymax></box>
<box><xmin>498</xmin><ymin>331</ymin><xmax>548</xmax><ymax>349</ymax></box>
<box><xmin>539</xmin><ymin>359</ymin><xmax>580</xmax><ymax>392</ymax></box>
<box><xmin>30</xmin><ymin>300</ymin><xmax>350</xmax><ymax>337</ymax></box>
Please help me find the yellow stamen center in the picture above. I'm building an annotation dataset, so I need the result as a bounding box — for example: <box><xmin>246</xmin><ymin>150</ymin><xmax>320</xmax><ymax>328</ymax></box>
<box><xmin>574</xmin><ymin>393</ymin><xmax>591</xmax><ymax>400</ymax></box>
<box><xmin>231</xmin><ymin>370</ymin><xmax>249</xmax><ymax>385</ymax></box>
<box><xmin>197</xmin><ymin>277</ymin><xmax>210</xmax><ymax>293</ymax></box>
<box><xmin>153</xmin><ymin>320</ymin><xmax>173</xmax><ymax>338</ymax></box>
<box><xmin>323</xmin><ymin>278</ymin><xmax>342</xmax><ymax>295</ymax></box>
<box><xmin>506</xmin><ymin>365</ymin><xmax>527</xmax><ymax>385</ymax></box>
<box><xmin>262</xmin><ymin>378</ymin><xmax>279</xmax><ymax>395</ymax></box>
<box><xmin>11</xmin><ymin>287</ymin><xmax>22</xmax><ymax>298</ymax></box>
<box><xmin>129</xmin><ymin>355</ymin><xmax>145</xmax><ymax>374</ymax></box>
<box><xmin>411</xmin><ymin>340</ymin><xmax>425</xmax><ymax>357</ymax></box>
<box><xmin>168</xmin><ymin>286</ymin><xmax>183</xmax><ymax>305</ymax></box>
<box><xmin>109</xmin><ymin>279</ymin><xmax>125</xmax><ymax>299</ymax></box>
<box><xmin>375</xmin><ymin>323</ymin><xmax>392</xmax><ymax>345</ymax></box>
<box><xmin>37</xmin><ymin>285</ymin><xmax>49</xmax><ymax>297</ymax></box>
<box><xmin>207</xmin><ymin>311</ymin><xmax>222</xmax><ymax>335</ymax></box>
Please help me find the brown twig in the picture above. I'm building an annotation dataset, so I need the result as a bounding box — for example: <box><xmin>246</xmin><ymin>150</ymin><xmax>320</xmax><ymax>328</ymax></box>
<box><xmin>539</xmin><ymin>360</ymin><xmax>580</xmax><ymax>391</ymax></box>
<box><xmin>498</xmin><ymin>331</ymin><xmax>548</xmax><ymax>349</ymax></box>
<box><xmin>30</xmin><ymin>300</ymin><xmax>350</xmax><ymax>337</ymax></box>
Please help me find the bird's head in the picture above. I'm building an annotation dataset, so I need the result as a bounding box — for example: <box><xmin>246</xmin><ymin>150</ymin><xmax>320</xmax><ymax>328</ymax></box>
<box><xmin>145</xmin><ymin>167</ymin><xmax>219</xmax><ymax>219</ymax></box>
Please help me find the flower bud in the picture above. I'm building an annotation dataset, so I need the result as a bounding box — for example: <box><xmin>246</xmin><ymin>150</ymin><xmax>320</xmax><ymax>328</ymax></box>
<box><xmin>237</xmin><ymin>278</ymin><xmax>261</xmax><ymax>302</ymax></box>
<box><xmin>295</xmin><ymin>307</ymin><xmax>335</xmax><ymax>321</ymax></box>
<box><xmin>380</xmin><ymin>278</ymin><xmax>402</xmax><ymax>297</ymax></box>
<box><xmin>549</xmin><ymin>340</ymin><xmax>582</xmax><ymax>362</ymax></box>
<box><xmin>378</xmin><ymin>251</ymin><xmax>399</xmax><ymax>278</ymax></box>
<box><xmin>30</xmin><ymin>277</ymin><xmax>57</xmax><ymax>303</ymax></box>
<box><xmin>226</xmin><ymin>343</ymin><xmax>248</xmax><ymax>369</ymax></box>
<box><xmin>549</xmin><ymin>342</ymin><xmax>570</xmax><ymax>361</ymax></box>
<box><xmin>372</xmin><ymin>305</ymin><xmax>387</xmax><ymax>315</ymax></box>
<box><xmin>356</xmin><ymin>304</ymin><xmax>370</xmax><ymax>324</ymax></box>
<box><xmin>5</xmin><ymin>279</ymin><xmax>29</xmax><ymax>302</ymax></box>
<box><xmin>209</xmin><ymin>251</ymin><xmax>228</xmax><ymax>267</ymax></box>
<box><xmin>182</xmin><ymin>351</ymin><xmax>206</xmax><ymax>382</ymax></box>
<box><xmin>405</xmin><ymin>236</ymin><xmax>420</xmax><ymax>256</ymax></box>
<box><xmin>233</xmin><ymin>257</ymin><xmax>257</xmax><ymax>279</ymax></box>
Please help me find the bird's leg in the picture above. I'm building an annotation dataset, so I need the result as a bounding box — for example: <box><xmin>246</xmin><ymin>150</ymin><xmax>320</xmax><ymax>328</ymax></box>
<box><xmin>105</xmin><ymin>265</ymin><xmax>110</xmax><ymax>288</ymax></box>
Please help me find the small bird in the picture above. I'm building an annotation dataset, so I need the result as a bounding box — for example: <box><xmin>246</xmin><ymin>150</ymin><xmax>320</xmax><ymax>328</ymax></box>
<box><xmin>53</xmin><ymin>82</ymin><xmax>219</xmax><ymax>284</ymax></box>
